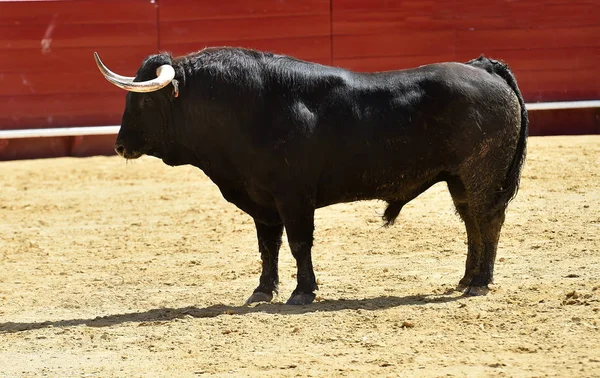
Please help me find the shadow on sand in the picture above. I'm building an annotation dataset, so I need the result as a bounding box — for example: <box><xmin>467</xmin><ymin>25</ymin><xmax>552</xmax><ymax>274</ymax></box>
<box><xmin>1</xmin><ymin>292</ymin><xmax>466</xmax><ymax>334</ymax></box>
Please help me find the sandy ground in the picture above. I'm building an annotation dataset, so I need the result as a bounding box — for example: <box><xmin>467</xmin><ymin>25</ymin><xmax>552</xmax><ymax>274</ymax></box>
<box><xmin>0</xmin><ymin>135</ymin><xmax>599</xmax><ymax>377</ymax></box>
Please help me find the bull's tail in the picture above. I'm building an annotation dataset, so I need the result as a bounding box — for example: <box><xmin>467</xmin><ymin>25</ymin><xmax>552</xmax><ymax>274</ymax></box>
<box><xmin>467</xmin><ymin>55</ymin><xmax>529</xmax><ymax>210</ymax></box>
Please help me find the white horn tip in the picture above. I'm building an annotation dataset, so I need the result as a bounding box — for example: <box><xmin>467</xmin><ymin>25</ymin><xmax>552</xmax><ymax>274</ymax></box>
<box><xmin>93</xmin><ymin>52</ymin><xmax>102</xmax><ymax>66</ymax></box>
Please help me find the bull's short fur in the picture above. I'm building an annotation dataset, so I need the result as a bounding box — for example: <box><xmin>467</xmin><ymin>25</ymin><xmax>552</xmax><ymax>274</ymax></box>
<box><xmin>112</xmin><ymin>47</ymin><xmax>527</xmax><ymax>304</ymax></box>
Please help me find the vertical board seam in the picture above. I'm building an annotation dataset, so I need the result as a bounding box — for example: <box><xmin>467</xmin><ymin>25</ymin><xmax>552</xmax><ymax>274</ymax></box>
<box><xmin>156</xmin><ymin>0</ymin><xmax>161</xmax><ymax>51</ymax></box>
<box><xmin>329</xmin><ymin>0</ymin><xmax>334</xmax><ymax>65</ymax></box>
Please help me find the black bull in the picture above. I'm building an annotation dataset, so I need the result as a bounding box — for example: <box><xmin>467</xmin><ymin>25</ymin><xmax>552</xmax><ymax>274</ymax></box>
<box><xmin>96</xmin><ymin>48</ymin><xmax>527</xmax><ymax>305</ymax></box>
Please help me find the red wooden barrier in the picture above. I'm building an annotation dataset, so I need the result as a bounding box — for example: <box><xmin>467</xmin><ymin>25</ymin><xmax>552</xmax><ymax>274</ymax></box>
<box><xmin>0</xmin><ymin>0</ymin><xmax>158</xmax><ymax>159</ymax></box>
<box><xmin>331</xmin><ymin>0</ymin><xmax>600</xmax><ymax>135</ymax></box>
<box><xmin>1</xmin><ymin>0</ymin><xmax>599</xmax><ymax>160</ymax></box>
<box><xmin>158</xmin><ymin>0</ymin><xmax>331</xmax><ymax>64</ymax></box>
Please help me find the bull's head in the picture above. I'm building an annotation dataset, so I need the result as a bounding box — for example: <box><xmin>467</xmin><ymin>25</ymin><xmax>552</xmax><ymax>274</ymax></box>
<box><xmin>94</xmin><ymin>53</ymin><xmax>179</xmax><ymax>160</ymax></box>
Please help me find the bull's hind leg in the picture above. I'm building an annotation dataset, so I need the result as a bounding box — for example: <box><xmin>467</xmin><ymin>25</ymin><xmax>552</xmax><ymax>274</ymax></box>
<box><xmin>468</xmin><ymin>205</ymin><xmax>505</xmax><ymax>290</ymax></box>
<box><xmin>448</xmin><ymin>178</ymin><xmax>507</xmax><ymax>295</ymax></box>
<box><xmin>245</xmin><ymin>220</ymin><xmax>284</xmax><ymax>305</ymax></box>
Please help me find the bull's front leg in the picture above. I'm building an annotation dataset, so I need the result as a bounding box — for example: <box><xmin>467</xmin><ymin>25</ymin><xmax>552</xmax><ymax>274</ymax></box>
<box><xmin>245</xmin><ymin>220</ymin><xmax>284</xmax><ymax>305</ymax></box>
<box><xmin>286</xmin><ymin>238</ymin><xmax>318</xmax><ymax>305</ymax></box>
<box><xmin>276</xmin><ymin>201</ymin><xmax>318</xmax><ymax>305</ymax></box>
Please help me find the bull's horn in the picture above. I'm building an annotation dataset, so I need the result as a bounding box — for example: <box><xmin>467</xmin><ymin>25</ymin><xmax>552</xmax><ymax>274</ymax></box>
<box><xmin>94</xmin><ymin>52</ymin><xmax>175</xmax><ymax>93</ymax></box>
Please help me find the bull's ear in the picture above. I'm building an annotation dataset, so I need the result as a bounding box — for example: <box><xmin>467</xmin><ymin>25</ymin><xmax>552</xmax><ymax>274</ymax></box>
<box><xmin>171</xmin><ymin>79</ymin><xmax>179</xmax><ymax>98</ymax></box>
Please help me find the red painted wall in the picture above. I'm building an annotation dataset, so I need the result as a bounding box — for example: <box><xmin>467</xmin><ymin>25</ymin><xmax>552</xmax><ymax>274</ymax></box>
<box><xmin>331</xmin><ymin>0</ymin><xmax>600</xmax><ymax>136</ymax></box>
<box><xmin>333</xmin><ymin>1</ymin><xmax>600</xmax><ymax>100</ymax></box>
<box><xmin>0</xmin><ymin>0</ymin><xmax>158</xmax><ymax>159</ymax></box>
<box><xmin>1</xmin><ymin>0</ymin><xmax>598</xmax><ymax>160</ymax></box>
<box><xmin>159</xmin><ymin>0</ymin><xmax>331</xmax><ymax>65</ymax></box>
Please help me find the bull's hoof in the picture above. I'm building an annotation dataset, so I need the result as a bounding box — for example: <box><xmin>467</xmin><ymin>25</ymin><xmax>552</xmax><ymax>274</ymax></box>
<box><xmin>286</xmin><ymin>292</ymin><xmax>316</xmax><ymax>305</ymax></box>
<box><xmin>458</xmin><ymin>284</ymin><xmax>490</xmax><ymax>296</ymax></box>
<box><xmin>244</xmin><ymin>291</ymin><xmax>273</xmax><ymax>305</ymax></box>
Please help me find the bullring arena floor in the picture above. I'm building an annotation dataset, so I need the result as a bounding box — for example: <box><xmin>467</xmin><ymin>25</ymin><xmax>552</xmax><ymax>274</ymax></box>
<box><xmin>0</xmin><ymin>135</ymin><xmax>598</xmax><ymax>377</ymax></box>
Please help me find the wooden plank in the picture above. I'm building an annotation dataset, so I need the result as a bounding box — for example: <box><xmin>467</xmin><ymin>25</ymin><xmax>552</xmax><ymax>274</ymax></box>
<box><xmin>0</xmin><ymin>0</ymin><xmax>157</xmax><ymax>51</ymax></box>
<box><xmin>333</xmin><ymin>10</ymin><xmax>456</xmax><ymax>35</ymax></box>
<box><xmin>334</xmin><ymin>19</ymin><xmax>599</xmax><ymax>53</ymax></box>
<box><xmin>159</xmin><ymin>0</ymin><xmax>329</xmax><ymax>21</ymax></box>
<box><xmin>529</xmin><ymin>109</ymin><xmax>600</xmax><ymax>136</ymax></box>
<box><xmin>70</xmin><ymin>134</ymin><xmax>116</xmax><ymax>157</ymax></box>
<box><xmin>0</xmin><ymin>23</ymin><xmax>156</xmax><ymax>50</ymax></box>
<box><xmin>333</xmin><ymin>0</ymin><xmax>511</xmax><ymax>32</ymax></box>
<box><xmin>0</xmin><ymin>46</ymin><xmax>160</xmax><ymax>96</ymax></box>
<box><xmin>0</xmin><ymin>137</ymin><xmax>72</xmax><ymax>161</ymax></box>
<box><xmin>455</xmin><ymin>27</ymin><xmax>600</xmax><ymax>53</ymax></box>
<box><xmin>333</xmin><ymin>0</ymin><xmax>599</xmax><ymax>32</ymax></box>
<box><xmin>333</xmin><ymin>31</ymin><xmax>455</xmax><ymax>59</ymax></box>
<box><xmin>167</xmin><ymin>36</ymin><xmax>331</xmax><ymax>65</ymax></box>
<box><xmin>0</xmin><ymin>46</ymin><xmax>154</xmax><ymax>73</ymax></box>
<box><xmin>0</xmin><ymin>0</ymin><xmax>157</xmax><ymax>26</ymax></box>
<box><xmin>451</xmin><ymin>1</ymin><xmax>599</xmax><ymax>30</ymax></box>
<box><xmin>333</xmin><ymin>0</ymin><xmax>431</xmax><ymax>12</ymax></box>
<box><xmin>161</xmin><ymin>15</ymin><xmax>330</xmax><ymax>45</ymax></box>
<box><xmin>0</xmin><ymin>93</ymin><xmax>125</xmax><ymax>129</ymax></box>
<box><xmin>1</xmin><ymin>72</ymin><xmax>122</xmax><ymax>97</ymax></box>
<box><xmin>516</xmin><ymin>69</ymin><xmax>600</xmax><ymax>102</ymax></box>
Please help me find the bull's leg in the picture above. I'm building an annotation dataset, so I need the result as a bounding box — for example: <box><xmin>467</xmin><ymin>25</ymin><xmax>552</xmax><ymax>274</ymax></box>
<box><xmin>448</xmin><ymin>178</ymin><xmax>500</xmax><ymax>296</ymax></box>
<box><xmin>245</xmin><ymin>220</ymin><xmax>284</xmax><ymax>305</ymax></box>
<box><xmin>452</xmin><ymin>202</ymin><xmax>483</xmax><ymax>290</ymax></box>
<box><xmin>286</xmin><ymin>239</ymin><xmax>318</xmax><ymax>305</ymax></box>
<box><xmin>276</xmin><ymin>201</ymin><xmax>318</xmax><ymax>305</ymax></box>
<box><xmin>464</xmin><ymin>207</ymin><xmax>506</xmax><ymax>294</ymax></box>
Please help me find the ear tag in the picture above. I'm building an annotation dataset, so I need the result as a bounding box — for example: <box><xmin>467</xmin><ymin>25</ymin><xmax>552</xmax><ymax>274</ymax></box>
<box><xmin>172</xmin><ymin>79</ymin><xmax>179</xmax><ymax>98</ymax></box>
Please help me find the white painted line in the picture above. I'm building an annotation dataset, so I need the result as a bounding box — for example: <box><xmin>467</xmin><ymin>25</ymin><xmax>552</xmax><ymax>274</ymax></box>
<box><xmin>525</xmin><ymin>100</ymin><xmax>600</xmax><ymax>111</ymax></box>
<box><xmin>0</xmin><ymin>126</ymin><xmax>120</xmax><ymax>139</ymax></box>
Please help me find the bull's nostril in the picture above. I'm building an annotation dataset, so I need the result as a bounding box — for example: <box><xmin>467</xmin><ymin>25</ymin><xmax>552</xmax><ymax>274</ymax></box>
<box><xmin>114</xmin><ymin>144</ymin><xmax>125</xmax><ymax>156</ymax></box>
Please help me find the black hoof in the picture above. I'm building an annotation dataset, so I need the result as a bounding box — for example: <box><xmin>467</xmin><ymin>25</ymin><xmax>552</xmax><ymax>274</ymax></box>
<box><xmin>286</xmin><ymin>292</ymin><xmax>316</xmax><ymax>305</ymax></box>
<box><xmin>458</xmin><ymin>284</ymin><xmax>490</xmax><ymax>296</ymax></box>
<box><xmin>459</xmin><ymin>274</ymin><xmax>493</xmax><ymax>290</ymax></box>
<box><xmin>244</xmin><ymin>291</ymin><xmax>273</xmax><ymax>305</ymax></box>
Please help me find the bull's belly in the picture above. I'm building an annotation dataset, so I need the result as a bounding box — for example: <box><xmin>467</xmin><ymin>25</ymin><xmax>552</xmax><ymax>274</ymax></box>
<box><xmin>315</xmin><ymin>165</ymin><xmax>442</xmax><ymax>208</ymax></box>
